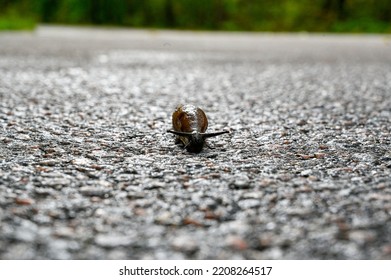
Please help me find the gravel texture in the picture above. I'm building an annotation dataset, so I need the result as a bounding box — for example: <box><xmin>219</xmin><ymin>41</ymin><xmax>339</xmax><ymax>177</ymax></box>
<box><xmin>1</xmin><ymin>25</ymin><xmax>391</xmax><ymax>259</ymax></box>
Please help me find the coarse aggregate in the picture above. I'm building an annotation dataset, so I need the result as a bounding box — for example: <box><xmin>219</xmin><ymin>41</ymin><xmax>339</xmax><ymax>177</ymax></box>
<box><xmin>0</xmin><ymin>25</ymin><xmax>391</xmax><ymax>259</ymax></box>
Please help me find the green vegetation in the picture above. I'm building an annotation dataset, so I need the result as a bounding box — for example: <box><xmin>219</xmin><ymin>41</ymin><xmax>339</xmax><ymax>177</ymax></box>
<box><xmin>0</xmin><ymin>0</ymin><xmax>390</xmax><ymax>33</ymax></box>
<box><xmin>0</xmin><ymin>14</ymin><xmax>35</xmax><ymax>31</ymax></box>
<box><xmin>0</xmin><ymin>0</ymin><xmax>36</xmax><ymax>30</ymax></box>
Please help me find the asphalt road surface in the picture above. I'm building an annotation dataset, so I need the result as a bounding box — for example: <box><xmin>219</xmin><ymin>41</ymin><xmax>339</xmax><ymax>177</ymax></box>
<box><xmin>1</xmin><ymin>25</ymin><xmax>391</xmax><ymax>259</ymax></box>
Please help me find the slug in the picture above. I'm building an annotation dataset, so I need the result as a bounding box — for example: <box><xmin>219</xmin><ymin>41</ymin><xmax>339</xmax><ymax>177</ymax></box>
<box><xmin>167</xmin><ymin>104</ymin><xmax>229</xmax><ymax>153</ymax></box>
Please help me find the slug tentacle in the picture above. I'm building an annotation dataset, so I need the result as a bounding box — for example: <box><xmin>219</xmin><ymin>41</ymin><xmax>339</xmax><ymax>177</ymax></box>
<box><xmin>202</xmin><ymin>131</ymin><xmax>230</xmax><ymax>138</ymax></box>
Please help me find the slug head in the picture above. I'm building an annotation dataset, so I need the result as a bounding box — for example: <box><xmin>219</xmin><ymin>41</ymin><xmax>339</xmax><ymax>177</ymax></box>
<box><xmin>185</xmin><ymin>133</ymin><xmax>205</xmax><ymax>153</ymax></box>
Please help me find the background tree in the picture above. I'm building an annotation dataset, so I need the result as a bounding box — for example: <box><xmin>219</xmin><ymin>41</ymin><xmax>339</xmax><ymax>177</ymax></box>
<box><xmin>0</xmin><ymin>0</ymin><xmax>390</xmax><ymax>32</ymax></box>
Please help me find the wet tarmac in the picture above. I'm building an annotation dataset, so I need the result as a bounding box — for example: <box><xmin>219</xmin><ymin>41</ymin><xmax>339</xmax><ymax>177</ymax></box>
<box><xmin>0</xmin><ymin>25</ymin><xmax>390</xmax><ymax>259</ymax></box>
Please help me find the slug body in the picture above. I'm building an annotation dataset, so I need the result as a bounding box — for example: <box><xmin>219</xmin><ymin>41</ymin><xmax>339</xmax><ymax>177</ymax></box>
<box><xmin>167</xmin><ymin>104</ymin><xmax>229</xmax><ymax>153</ymax></box>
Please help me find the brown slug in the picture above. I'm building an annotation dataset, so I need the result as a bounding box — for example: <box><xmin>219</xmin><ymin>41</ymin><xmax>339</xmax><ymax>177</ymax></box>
<box><xmin>167</xmin><ymin>104</ymin><xmax>229</xmax><ymax>153</ymax></box>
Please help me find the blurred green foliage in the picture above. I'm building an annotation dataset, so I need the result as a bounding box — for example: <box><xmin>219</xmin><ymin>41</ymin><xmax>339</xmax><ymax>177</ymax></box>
<box><xmin>0</xmin><ymin>0</ymin><xmax>390</xmax><ymax>32</ymax></box>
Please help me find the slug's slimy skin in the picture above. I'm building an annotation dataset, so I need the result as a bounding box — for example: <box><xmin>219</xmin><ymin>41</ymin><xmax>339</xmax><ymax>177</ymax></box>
<box><xmin>167</xmin><ymin>104</ymin><xmax>229</xmax><ymax>153</ymax></box>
